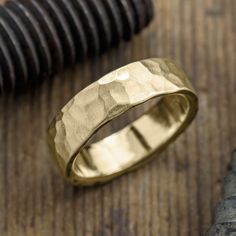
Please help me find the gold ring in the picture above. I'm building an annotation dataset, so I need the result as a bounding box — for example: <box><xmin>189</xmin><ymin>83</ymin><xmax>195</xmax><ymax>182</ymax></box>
<box><xmin>48</xmin><ymin>58</ymin><xmax>198</xmax><ymax>185</ymax></box>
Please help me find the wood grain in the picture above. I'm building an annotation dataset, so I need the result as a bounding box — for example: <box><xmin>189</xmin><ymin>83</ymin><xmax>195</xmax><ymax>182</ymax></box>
<box><xmin>0</xmin><ymin>0</ymin><xmax>236</xmax><ymax>235</ymax></box>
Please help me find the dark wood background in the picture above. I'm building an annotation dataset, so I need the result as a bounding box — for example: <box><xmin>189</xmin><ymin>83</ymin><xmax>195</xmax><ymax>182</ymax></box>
<box><xmin>1</xmin><ymin>0</ymin><xmax>236</xmax><ymax>235</ymax></box>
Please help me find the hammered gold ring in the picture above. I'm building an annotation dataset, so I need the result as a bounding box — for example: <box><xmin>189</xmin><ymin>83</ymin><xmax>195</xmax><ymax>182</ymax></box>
<box><xmin>48</xmin><ymin>58</ymin><xmax>198</xmax><ymax>185</ymax></box>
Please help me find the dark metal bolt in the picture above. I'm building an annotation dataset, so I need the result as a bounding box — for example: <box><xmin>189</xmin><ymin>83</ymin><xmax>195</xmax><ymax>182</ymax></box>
<box><xmin>0</xmin><ymin>0</ymin><xmax>154</xmax><ymax>93</ymax></box>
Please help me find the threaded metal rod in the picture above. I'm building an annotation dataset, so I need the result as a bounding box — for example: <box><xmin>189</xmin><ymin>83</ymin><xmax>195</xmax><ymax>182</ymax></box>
<box><xmin>0</xmin><ymin>0</ymin><xmax>154</xmax><ymax>93</ymax></box>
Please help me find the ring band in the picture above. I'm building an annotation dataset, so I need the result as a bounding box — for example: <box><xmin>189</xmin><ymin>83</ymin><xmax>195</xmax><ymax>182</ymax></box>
<box><xmin>48</xmin><ymin>58</ymin><xmax>198</xmax><ymax>185</ymax></box>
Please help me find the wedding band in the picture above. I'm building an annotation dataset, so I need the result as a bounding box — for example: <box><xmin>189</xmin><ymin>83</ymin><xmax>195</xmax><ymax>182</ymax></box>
<box><xmin>48</xmin><ymin>58</ymin><xmax>198</xmax><ymax>185</ymax></box>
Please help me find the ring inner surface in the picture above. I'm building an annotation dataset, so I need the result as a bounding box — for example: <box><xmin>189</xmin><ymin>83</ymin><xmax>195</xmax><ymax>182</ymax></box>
<box><xmin>72</xmin><ymin>94</ymin><xmax>190</xmax><ymax>180</ymax></box>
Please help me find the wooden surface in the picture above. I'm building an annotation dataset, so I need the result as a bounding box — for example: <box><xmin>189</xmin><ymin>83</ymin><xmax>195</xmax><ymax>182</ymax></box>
<box><xmin>1</xmin><ymin>0</ymin><xmax>236</xmax><ymax>235</ymax></box>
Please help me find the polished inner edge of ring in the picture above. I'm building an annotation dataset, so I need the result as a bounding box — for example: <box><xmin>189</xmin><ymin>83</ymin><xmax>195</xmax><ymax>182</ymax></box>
<box><xmin>72</xmin><ymin>94</ymin><xmax>189</xmax><ymax>180</ymax></box>
<box><xmin>87</xmin><ymin>96</ymin><xmax>162</xmax><ymax>144</ymax></box>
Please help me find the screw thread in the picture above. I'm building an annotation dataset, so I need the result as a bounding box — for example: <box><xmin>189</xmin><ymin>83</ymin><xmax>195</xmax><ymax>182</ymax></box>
<box><xmin>0</xmin><ymin>0</ymin><xmax>154</xmax><ymax>92</ymax></box>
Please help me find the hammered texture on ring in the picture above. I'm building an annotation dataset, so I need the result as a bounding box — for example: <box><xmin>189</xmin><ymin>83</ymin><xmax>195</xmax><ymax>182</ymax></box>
<box><xmin>48</xmin><ymin>58</ymin><xmax>198</xmax><ymax>185</ymax></box>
